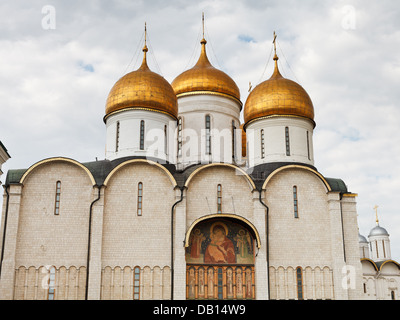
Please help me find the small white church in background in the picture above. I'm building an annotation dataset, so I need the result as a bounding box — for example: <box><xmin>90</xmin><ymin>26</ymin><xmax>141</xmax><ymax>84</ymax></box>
<box><xmin>359</xmin><ymin>206</ymin><xmax>400</xmax><ymax>300</ymax></box>
<box><xmin>0</xmin><ymin>19</ymin><xmax>399</xmax><ymax>300</ymax></box>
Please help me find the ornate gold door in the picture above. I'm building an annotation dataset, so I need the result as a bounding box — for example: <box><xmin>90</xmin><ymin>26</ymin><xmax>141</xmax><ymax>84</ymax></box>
<box><xmin>186</xmin><ymin>218</ymin><xmax>256</xmax><ymax>300</ymax></box>
<box><xmin>186</xmin><ymin>265</ymin><xmax>255</xmax><ymax>299</ymax></box>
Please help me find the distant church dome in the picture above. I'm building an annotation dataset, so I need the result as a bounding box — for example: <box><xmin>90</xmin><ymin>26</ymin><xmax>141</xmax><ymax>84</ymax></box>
<box><xmin>369</xmin><ymin>207</ymin><xmax>390</xmax><ymax>237</ymax></box>
<box><xmin>369</xmin><ymin>225</ymin><xmax>389</xmax><ymax>237</ymax></box>
<box><xmin>243</xmin><ymin>53</ymin><xmax>314</xmax><ymax>127</ymax></box>
<box><xmin>359</xmin><ymin>233</ymin><xmax>368</xmax><ymax>243</ymax></box>
<box><xmin>171</xmin><ymin>37</ymin><xmax>241</xmax><ymax>104</ymax></box>
<box><xmin>104</xmin><ymin>43</ymin><xmax>178</xmax><ymax>121</ymax></box>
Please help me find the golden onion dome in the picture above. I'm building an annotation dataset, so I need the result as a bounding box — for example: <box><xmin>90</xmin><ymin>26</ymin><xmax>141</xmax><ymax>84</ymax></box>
<box><xmin>104</xmin><ymin>43</ymin><xmax>178</xmax><ymax>121</ymax></box>
<box><xmin>171</xmin><ymin>37</ymin><xmax>241</xmax><ymax>106</ymax></box>
<box><xmin>243</xmin><ymin>54</ymin><xmax>314</xmax><ymax>128</ymax></box>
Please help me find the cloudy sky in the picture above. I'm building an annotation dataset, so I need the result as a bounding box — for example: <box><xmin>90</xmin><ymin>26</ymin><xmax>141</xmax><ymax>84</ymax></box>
<box><xmin>1</xmin><ymin>0</ymin><xmax>399</xmax><ymax>262</ymax></box>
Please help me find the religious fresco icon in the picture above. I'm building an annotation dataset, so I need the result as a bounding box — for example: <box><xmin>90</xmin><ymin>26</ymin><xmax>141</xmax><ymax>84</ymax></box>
<box><xmin>186</xmin><ymin>219</ymin><xmax>254</xmax><ymax>265</ymax></box>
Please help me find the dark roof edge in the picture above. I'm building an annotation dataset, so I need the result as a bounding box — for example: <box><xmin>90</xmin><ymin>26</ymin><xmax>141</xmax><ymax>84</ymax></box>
<box><xmin>247</xmin><ymin>162</ymin><xmax>349</xmax><ymax>193</ymax></box>
<box><xmin>5</xmin><ymin>169</ymin><xmax>27</xmax><ymax>186</ymax></box>
<box><xmin>0</xmin><ymin>141</ymin><xmax>11</xmax><ymax>158</ymax></box>
<box><xmin>4</xmin><ymin>158</ymin><xmax>349</xmax><ymax>194</ymax></box>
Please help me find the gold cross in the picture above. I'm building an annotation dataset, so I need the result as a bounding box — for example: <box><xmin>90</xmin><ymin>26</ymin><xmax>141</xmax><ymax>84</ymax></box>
<box><xmin>373</xmin><ymin>205</ymin><xmax>379</xmax><ymax>225</ymax></box>
<box><xmin>202</xmin><ymin>12</ymin><xmax>205</xmax><ymax>39</ymax></box>
<box><xmin>273</xmin><ymin>31</ymin><xmax>277</xmax><ymax>55</ymax></box>
<box><xmin>144</xmin><ymin>22</ymin><xmax>147</xmax><ymax>45</ymax></box>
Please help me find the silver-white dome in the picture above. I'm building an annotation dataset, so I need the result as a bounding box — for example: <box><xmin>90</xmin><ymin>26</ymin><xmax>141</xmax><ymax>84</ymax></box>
<box><xmin>359</xmin><ymin>233</ymin><xmax>368</xmax><ymax>243</ymax></box>
<box><xmin>368</xmin><ymin>225</ymin><xmax>389</xmax><ymax>237</ymax></box>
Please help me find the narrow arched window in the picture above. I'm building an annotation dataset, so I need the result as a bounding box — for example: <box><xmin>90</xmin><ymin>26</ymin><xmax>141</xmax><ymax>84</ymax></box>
<box><xmin>293</xmin><ymin>186</ymin><xmax>299</xmax><ymax>218</ymax></box>
<box><xmin>285</xmin><ymin>126</ymin><xmax>290</xmax><ymax>156</ymax></box>
<box><xmin>260</xmin><ymin>129</ymin><xmax>265</xmax><ymax>159</ymax></box>
<box><xmin>47</xmin><ymin>266</ymin><xmax>56</xmax><ymax>300</ymax></box>
<box><xmin>137</xmin><ymin>182</ymin><xmax>143</xmax><ymax>216</ymax></box>
<box><xmin>232</xmin><ymin>120</ymin><xmax>236</xmax><ymax>161</ymax></box>
<box><xmin>140</xmin><ymin>120</ymin><xmax>145</xmax><ymax>150</ymax></box>
<box><xmin>391</xmin><ymin>290</ymin><xmax>395</xmax><ymax>300</ymax></box>
<box><xmin>296</xmin><ymin>267</ymin><xmax>303</xmax><ymax>300</ymax></box>
<box><xmin>133</xmin><ymin>266</ymin><xmax>140</xmax><ymax>300</ymax></box>
<box><xmin>115</xmin><ymin>121</ymin><xmax>120</xmax><ymax>152</ymax></box>
<box><xmin>177</xmin><ymin>117</ymin><xmax>183</xmax><ymax>157</ymax></box>
<box><xmin>382</xmin><ymin>240</ymin><xmax>386</xmax><ymax>258</ymax></box>
<box><xmin>217</xmin><ymin>184</ymin><xmax>222</xmax><ymax>214</ymax></box>
<box><xmin>164</xmin><ymin>125</ymin><xmax>168</xmax><ymax>155</ymax></box>
<box><xmin>205</xmin><ymin>115</ymin><xmax>211</xmax><ymax>155</ymax></box>
<box><xmin>306</xmin><ymin>131</ymin><xmax>311</xmax><ymax>160</ymax></box>
<box><xmin>54</xmin><ymin>181</ymin><xmax>61</xmax><ymax>215</ymax></box>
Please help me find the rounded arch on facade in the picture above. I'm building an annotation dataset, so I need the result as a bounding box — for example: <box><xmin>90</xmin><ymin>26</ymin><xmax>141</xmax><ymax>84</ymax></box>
<box><xmin>379</xmin><ymin>259</ymin><xmax>400</xmax><ymax>271</ymax></box>
<box><xmin>103</xmin><ymin>158</ymin><xmax>177</xmax><ymax>187</ymax></box>
<box><xmin>261</xmin><ymin>164</ymin><xmax>332</xmax><ymax>192</ymax></box>
<box><xmin>19</xmin><ymin>157</ymin><xmax>96</xmax><ymax>186</ymax></box>
<box><xmin>360</xmin><ymin>258</ymin><xmax>379</xmax><ymax>272</ymax></box>
<box><xmin>184</xmin><ymin>213</ymin><xmax>261</xmax><ymax>249</ymax></box>
<box><xmin>184</xmin><ymin>163</ymin><xmax>256</xmax><ymax>191</ymax></box>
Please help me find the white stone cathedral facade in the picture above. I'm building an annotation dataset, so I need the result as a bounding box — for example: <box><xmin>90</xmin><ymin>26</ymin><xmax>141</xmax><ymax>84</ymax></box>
<box><xmin>0</xmin><ymin>27</ymin><xmax>398</xmax><ymax>300</ymax></box>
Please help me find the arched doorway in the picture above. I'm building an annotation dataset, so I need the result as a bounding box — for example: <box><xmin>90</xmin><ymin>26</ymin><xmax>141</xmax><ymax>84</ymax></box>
<box><xmin>185</xmin><ymin>216</ymin><xmax>257</xmax><ymax>300</ymax></box>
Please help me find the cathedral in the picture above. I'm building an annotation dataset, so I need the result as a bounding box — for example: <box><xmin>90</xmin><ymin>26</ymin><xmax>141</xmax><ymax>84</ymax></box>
<box><xmin>359</xmin><ymin>207</ymin><xmax>400</xmax><ymax>300</ymax></box>
<box><xmin>0</xmin><ymin>21</ymin><xmax>399</xmax><ymax>300</ymax></box>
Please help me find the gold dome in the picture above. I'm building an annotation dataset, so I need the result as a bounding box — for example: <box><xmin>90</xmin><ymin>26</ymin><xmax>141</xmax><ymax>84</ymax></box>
<box><xmin>171</xmin><ymin>38</ymin><xmax>241</xmax><ymax>105</ymax></box>
<box><xmin>243</xmin><ymin>54</ymin><xmax>314</xmax><ymax>128</ymax></box>
<box><xmin>105</xmin><ymin>44</ymin><xmax>178</xmax><ymax>121</ymax></box>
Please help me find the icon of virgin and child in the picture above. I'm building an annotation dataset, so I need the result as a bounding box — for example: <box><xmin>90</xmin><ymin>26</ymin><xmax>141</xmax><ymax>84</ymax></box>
<box><xmin>187</xmin><ymin>220</ymin><xmax>253</xmax><ymax>264</ymax></box>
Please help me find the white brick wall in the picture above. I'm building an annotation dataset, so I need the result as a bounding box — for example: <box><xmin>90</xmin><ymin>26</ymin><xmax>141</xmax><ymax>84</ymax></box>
<box><xmin>16</xmin><ymin>161</ymin><xmax>93</xmax><ymax>267</ymax></box>
<box><xmin>0</xmin><ymin>160</ymin><xmax>365</xmax><ymax>300</ymax></box>
<box><xmin>265</xmin><ymin>168</ymin><xmax>331</xmax><ymax>267</ymax></box>
<box><xmin>102</xmin><ymin>162</ymin><xmax>175</xmax><ymax>268</ymax></box>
